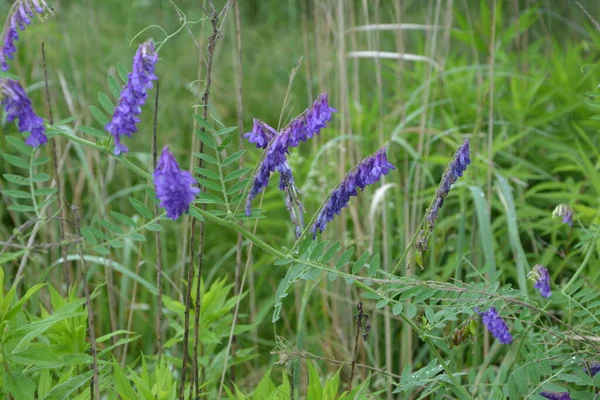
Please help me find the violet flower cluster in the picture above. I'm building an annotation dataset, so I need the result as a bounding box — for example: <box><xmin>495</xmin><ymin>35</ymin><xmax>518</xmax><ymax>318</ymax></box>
<box><xmin>312</xmin><ymin>149</ymin><xmax>395</xmax><ymax>238</ymax></box>
<box><xmin>589</xmin><ymin>363</ymin><xmax>600</xmax><ymax>377</ymax></box>
<box><xmin>416</xmin><ymin>139</ymin><xmax>470</xmax><ymax>252</ymax></box>
<box><xmin>106</xmin><ymin>40</ymin><xmax>158</xmax><ymax>155</ymax></box>
<box><xmin>153</xmin><ymin>146</ymin><xmax>199</xmax><ymax>220</ymax></box>
<box><xmin>0</xmin><ymin>78</ymin><xmax>46</xmax><ymax>147</ymax></box>
<box><xmin>0</xmin><ymin>0</ymin><xmax>52</xmax><ymax>71</ymax></box>
<box><xmin>244</xmin><ymin>118</ymin><xmax>277</xmax><ymax>149</ymax></box>
<box><xmin>245</xmin><ymin>93</ymin><xmax>336</xmax><ymax>214</ymax></box>
<box><xmin>477</xmin><ymin>307</ymin><xmax>513</xmax><ymax>344</ymax></box>
<box><xmin>540</xmin><ymin>391</ymin><xmax>571</xmax><ymax>400</ymax></box>
<box><xmin>529</xmin><ymin>264</ymin><xmax>551</xmax><ymax>298</ymax></box>
<box><xmin>552</xmin><ymin>204</ymin><xmax>573</xmax><ymax>227</ymax></box>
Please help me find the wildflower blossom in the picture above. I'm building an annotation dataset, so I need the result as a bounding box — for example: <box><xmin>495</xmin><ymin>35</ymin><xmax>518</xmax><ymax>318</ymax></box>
<box><xmin>245</xmin><ymin>93</ymin><xmax>336</xmax><ymax>214</ymax></box>
<box><xmin>477</xmin><ymin>307</ymin><xmax>513</xmax><ymax>344</ymax></box>
<box><xmin>540</xmin><ymin>391</ymin><xmax>571</xmax><ymax>400</ymax></box>
<box><xmin>0</xmin><ymin>79</ymin><xmax>46</xmax><ymax>147</ymax></box>
<box><xmin>244</xmin><ymin>119</ymin><xmax>277</xmax><ymax>149</ymax></box>
<box><xmin>587</xmin><ymin>363</ymin><xmax>600</xmax><ymax>377</ymax></box>
<box><xmin>552</xmin><ymin>204</ymin><xmax>573</xmax><ymax>226</ymax></box>
<box><xmin>0</xmin><ymin>0</ymin><xmax>52</xmax><ymax>71</ymax></box>
<box><xmin>528</xmin><ymin>264</ymin><xmax>551</xmax><ymax>298</ymax></box>
<box><xmin>312</xmin><ymin>149</ymin><xmax>395</xmax><ymax>237</ymax></box>
<box><xmin>416</xmin><ymin>139</ymin><xmax>470</xmax><ymax>252</ymax></box>
<box><xmin>106</xmin><ymin>39</ymin><xmax>158</xmax><ymax>155</ymax></box>
<box><xmin>154</xmin><ymin>146</ymin><xmax>199</xmax><ymax>220</ymax></box>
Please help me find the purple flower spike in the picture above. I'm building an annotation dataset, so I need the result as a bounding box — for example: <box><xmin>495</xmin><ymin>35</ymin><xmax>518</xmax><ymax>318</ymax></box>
<box><xmin>154</xmin><ymin>146</ymin><xmax>199</xmax><ymax>220</ymax></box>
<box><xmin>245</xmin><ymin>132</ymin><xmax>290</xmax><ymax>214</ymax></box>
<box><xmin>540</xmin><ymin>391</ymin><xmax>571</xmax><ymax>400</ymax></box>
<box><xmin>0</xmin><ymin>79</ymin><xmax>47</xmax><ymax>147</ymax></box>
<box><xmin>244</xmin><ymin>119</ymin><xmax>277</xmax><ymax>149</ymax></box>
<box><xmin>529</xmin><ymin>264</ymin><xmax>551</xmax><ymax>298</ymax></box>
<box><xmin>106</xmin><ymin>39</ymin><xmax>158</xmax><ymax>155</ymax></box>
<box><xmin>417</xmin><ymin>139</ymin><xmax>470</xmax><ymax>252</ymax></box>
<box><xmin>312</xmin><ymin>149</ymin><xmax>395</xmax><ymax>237</ymax></box>
<box><xmin>0</xmin><ymin>0</ymin><xmax>52</xmax><ymax>71</ymax></box>
<box><xmin>478</xmin><ymin>307</ymin><xmax>513</xmax><ymax>344</ymax></box>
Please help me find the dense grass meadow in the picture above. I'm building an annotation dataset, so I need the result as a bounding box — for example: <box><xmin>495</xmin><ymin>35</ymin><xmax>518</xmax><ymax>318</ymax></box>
<box><xmin>2</xmin><ymin>0</ymin><xmax>600</xmax><ymax>398</ymax></box>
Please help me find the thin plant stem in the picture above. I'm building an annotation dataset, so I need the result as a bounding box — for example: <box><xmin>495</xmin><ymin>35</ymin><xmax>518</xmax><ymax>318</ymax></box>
<box><xmin>73</xmin><ymin>206</ymin><xmax>100</xmax><ymax>400</ymax></box>
<box><xmin>348</xmin><ymin>302</ymin><xmax>364</xmax><ymax>390</ymax></box>
<box><xmin>152</xmin><ymin>82</ymin><xmax>164</xmax><ymax>359</ymax></box>
<box><xmin>231</xmin><ymin>0</ymin><xmax>244</xmax><ymax>384</ymax></box>
<box><xmin>188</xmin><ymin>2</ymin><xmax>226</xmax><ymax>398</ymax></box>
<box><xmin>42</xmin><ymin>42</ymin><xmax>71</xmax><ymax>289</ymax></box>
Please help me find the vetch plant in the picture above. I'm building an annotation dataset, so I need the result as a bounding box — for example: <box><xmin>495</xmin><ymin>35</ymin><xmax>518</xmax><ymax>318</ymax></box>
<box><xmin>154</xmin><ymin>146</ymin><xmax>200</xmax><ymax>220</ymax></box>
<box><xmin>1</xmin><ymin>1</ymin><xmax>600</xmax><ymax>399</ymax></box>
<box><xmin>106</xmin><ymin>39</ymin><xmax>158</xmax><ymax>155</ymax></box>
<box><xmin>0</xmin><ymin>78</ymin><xmax>46</xmax><ymax>147</ymax></box>
<box><xmin>0</xmin><ymin>0</ymin><xmax>52</xmax><ymax>71</ymax></box>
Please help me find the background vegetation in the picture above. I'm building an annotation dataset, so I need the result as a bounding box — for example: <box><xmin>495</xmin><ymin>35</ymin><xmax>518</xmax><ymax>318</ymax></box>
<box><xmin>1</xmin><ymin>0</ymin><xmax>600</xmax><ymax>398</ymax></box>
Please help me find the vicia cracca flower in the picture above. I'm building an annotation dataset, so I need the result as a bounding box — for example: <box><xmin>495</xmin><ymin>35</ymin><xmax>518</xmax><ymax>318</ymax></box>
<box><xmin>528</xmin><ymin>264</ymin><xmax>551</xmax><ymax>298</ymax></box>
<box><xmin>477</xmin><ymin>307</ymin><xmax>513</xmax><ymax>344</ymax></box>
<box><xmin>540</xmin><ymin>391</ymin><xmax>571</xmax><ymax>400</ymax></box>
<box><xmin>154</xmin><ymin>146</ymin><xmax>199</xmax><ymax>220</ymax></box>
<box><xmin>0</xmin><ymin>0</ymin><xmax>52</xmax><ymax>71</ymax></box>
<box><xmin>552</xmin><ymin>204</ymin><xmax>573</xmax><ymax>227</ymax></box>
<box><xmin>417</xmin><ymin>139</ymin><xmax>470</xmax><ymax>252</ymax></box>
<box><xmin>587</xmin><ymin>363</ymin><xmax>600</xmax><ymax>377</ymax></box>
<box><xmin>0</xmin><ymin>78</ymin><xmax>46</xmax><ymax>147</ymax></box>
<box><xmin>245</xmin><ymin>93</ymin><xmax>336</xmax><ymax>214</ymax></box>
<box><xmin>312</xmin><ymin>149</ymin><xmax>395</xmax><ymax>238</ymax></box>
<box><xmin>106</xmin><ymin>39</ymin><xmax>158</xmax><ymax>155</ymax></box>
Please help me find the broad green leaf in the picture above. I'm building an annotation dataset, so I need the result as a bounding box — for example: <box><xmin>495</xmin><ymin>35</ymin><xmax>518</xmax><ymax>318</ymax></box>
<box><xmin>193</xmin><ymin>114</ymin><xmax>213</xmax><ymax>131</ymax></box>
<box><xmin>34</xmin><ymin>187</ymin><xmax>58</xmax><ymax>196</ymax></box>
<box><xmin>5</xmin><ymin>136</ymin><xmax>33</xmax><ymax>155</ymax></box>
<box><xmin>227</xmin><ymin>179</ymin><xmax>250</xmax><ymax>195</ymax></box>
<box><xmin>32</xmin><ymin>155</ymin><xmax>50</xmax><ymax>166</ymax></box>
<box><xmin>2</xmin><ymin>189</ymin><xmax>30</xmax><ymax>199</ymax></box>
<box><xmin>320</xmin><ymin>242</ymin><xmax>341</xmax><ymax>263</ymax></box>
<box><xmin>224</xmin><ymin>168</ymin><xmax>251</xmax><ymax>182</ymax></box>
<box><xmin>129</xmin><ymin>197</ymin><xmax>153</xmax><ymax>219</ymax></box>
<box><xmin>3</xmin><ymin>371</ymin><xmax>35</xmax><ymax>400</ymax></box>
<box><xmin>193</xmin><ymin>152</ymin><xmax>218</xmax><ymax>165</ymax></box>
<box><xmin>146</xmin><ymin>223</ymin><xmax>163</xmax><ymax>232</ymax></box>
<box><xmin>221</xmin><ymin>150</ymin><xmax>246</xmax><ymax>167</ymax></box>
<box><xmin>79</xmin><ymin>125</ymin><xmax>107</xmax><ymax>138</ymax></box>
<box><xmin>107</xmin><ymin>75</ymin><xmax>121</xmax><ymax>98</ymax></box>
<box><xmin>31</xmin><ymin>173</ymin><xmax>51</xmax><ymax>183</ymax></box>
<box><xmin>335</xmin><ymin>247</ymin><xmax>354</xmax><ymax>270</ymax></box>
<box><xmin>194</xmin><ymin>167</ymin><xmax>220</xmax><ymax>180</ymax></box>
<box><xmin>215</xmin><ymin>126</ymin><xmax>238</xmax><ymax>136</ymax></box>
<box><xmin>99</xmin><ymin>219</ymin><xmax>124</xmax><ymax>235</ymax></box>
<box><xmin>352</xmin><ymin>251</ymin><xmax>370</xmax><ymax>274</ymax></box>
<box><xmin>3</xmin><ymin>174</ymin><xmax>30</xmax><ymax>186</ymax></box>
<box><xmin>42</xmin><ymin>370</ymin><xmax>94</xmax><ymax>400</ymax></box>
<box><xmin>368</xmin><ymin>254</ymin><xmax>380</xmax><ymax>276</ymax></box>
<box><xmin>2</xmin><ymin>153</ymin><xmax>29</xmax><ymax>169</ymax></box>
<box><xmin>98</xmin><ymin>91</ymin><xmax>115</xmax><ymax>114</ymax></box>
<box><xmin>7</xmin><ymin>204</ymin><xmax>36</xmax><ymax>212</ymax></box>
<box><xmin>117</xmin><ymin>63</ymin><xmax>129</xmax><ymax>82</ymax></box>
<box><xmin>197</xmin><ymin>178</ymin><xmax>222</xmax><ymax>192</ymax></box>
<box><xmin>89</xmin><ymin>105</ymin><xmax>109</xmax><ymax>126</ymax></box>
<box><xmin>196</xmin><ymin>130</ymin><xmax>216</xmax><ymax>149</ymax></box>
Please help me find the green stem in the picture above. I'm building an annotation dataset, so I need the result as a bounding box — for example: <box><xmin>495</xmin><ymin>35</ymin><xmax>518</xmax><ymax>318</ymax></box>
<box><xmin>29</xmin><ymin>150</ymin><xmax>40</xmax><ymax>219</ymax></box>
<box><xmin>562</xmin><ymin>228</ymin><xmax>599</xmax><ymax>294</ymax></box>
